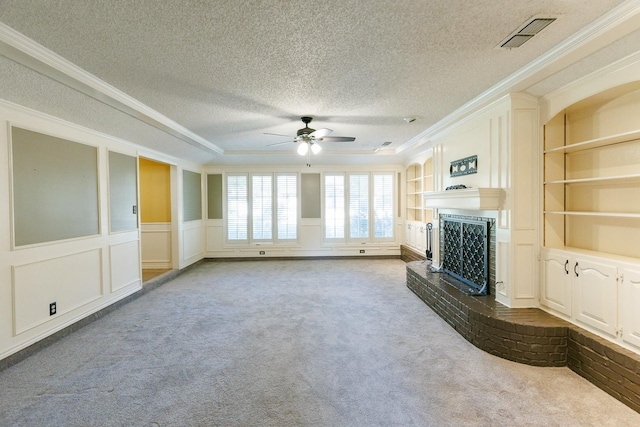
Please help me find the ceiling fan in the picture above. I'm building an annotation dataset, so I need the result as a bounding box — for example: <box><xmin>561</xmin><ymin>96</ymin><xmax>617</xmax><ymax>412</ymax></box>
<box><xmin>266</xmin><ymin>117</ymin><xmax>356</xmax><ymax>165</ymax></box>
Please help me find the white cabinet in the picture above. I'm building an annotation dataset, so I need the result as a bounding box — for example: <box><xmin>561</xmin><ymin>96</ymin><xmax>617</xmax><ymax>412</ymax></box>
<box><xmin>540</xmin><ymin>249</ymin><xmax>572</xmax><ymax>316</ymax></box>
<box><xmin>621</xmin><ymin>267</ymin><xmax>640</xmax><ymax>349</ymax></box>
<box><xmin>415</xmin><ymin>223</ymin><xmax>426</xmax><ymax>252</ymax></box>
<box><xmin>405</xmin><ymin>222</ymin><xmax>416</xmax><ymax>248</ymax></box>
<box><xmin>541</xmin><ymin>248</ymin><xmax>618</xmax><ymax>338</ymax></box>
<box><xmin>405</xmin><ymin>221</ymin><xmax>427</xmax><ymax>253</ymax></box>
<box><xmin>572</xmin><ymin>256</ymin><xmax>618</xmax><ymax>337</ymax></box>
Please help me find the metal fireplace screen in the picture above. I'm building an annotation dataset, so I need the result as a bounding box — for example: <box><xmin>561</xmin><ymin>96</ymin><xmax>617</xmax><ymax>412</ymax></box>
<box><xmin>442</xmin><ymin>217</ymin><xmax>489</xmax><ymax>295</ymax></box>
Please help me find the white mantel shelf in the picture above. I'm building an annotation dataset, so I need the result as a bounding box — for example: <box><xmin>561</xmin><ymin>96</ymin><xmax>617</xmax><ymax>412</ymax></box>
<box><xmin>423</xmin><ymin>188</ymin><xmax>505</xmax><ymax>210</ymax></box>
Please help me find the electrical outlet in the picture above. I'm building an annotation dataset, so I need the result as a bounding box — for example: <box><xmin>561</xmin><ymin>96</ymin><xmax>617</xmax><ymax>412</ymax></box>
<box><xmin>49</xmin><ymin>302</ymin><xmax>57</xmax><ymax>316</ymax></box>
<box><xmin>259</xmin><ymin>251</ymin><xmax>265</xmax><ymax>255</ymax></box>
<box><xmin>360</xmin><ymin>249</ymin><xmax>365</xmax><ymax>254</ymax></box>
<box><xmin>132</xmin><ymin>205</ymin><xmax>137</xmax><ymax>214</ymax></box>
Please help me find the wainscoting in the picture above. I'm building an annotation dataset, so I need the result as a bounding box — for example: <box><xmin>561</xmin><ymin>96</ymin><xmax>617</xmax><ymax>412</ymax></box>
<box><xmin>141</xmin><ymin>222</ymin><xmax>172</xmax><ymax>269</ymax></box>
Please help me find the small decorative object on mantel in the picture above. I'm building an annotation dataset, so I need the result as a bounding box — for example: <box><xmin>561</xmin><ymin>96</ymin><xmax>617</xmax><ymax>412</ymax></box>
<box><xmin>450</xmin><ymin>155</ymin><xmax>477</xmax><ymax>177</ymax></box>
<box><xmin>445</xmin><ymin>185</ymin><xmax>468</xmax><ymax>191</ymax></box>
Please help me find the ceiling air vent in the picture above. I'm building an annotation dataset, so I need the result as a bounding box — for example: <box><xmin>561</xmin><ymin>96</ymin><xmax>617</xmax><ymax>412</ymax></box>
<box><xmin>498</xmin><ymin>17</ymin><xmax>556</xmax><ymax>49</ymax></box>
<box><xmin>374</xmin><ymin>141</ymin><xmax>393</xmax><ymax>152</ymax></box>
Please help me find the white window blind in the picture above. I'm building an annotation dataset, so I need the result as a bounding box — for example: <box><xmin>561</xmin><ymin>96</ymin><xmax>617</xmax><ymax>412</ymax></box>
<box><xmin>252</xmin><ymin>174</ymin><xmax>273</xmax><ymax>240</ymax></box>
<box><xmin>349</xmin><ymin>174</ymin><xmax>369</xmax><ymax>239</ymax></box>
<box><xmin>227</xmin><ymin>174</ymin><xmax>248</xmax><ymax>240</ymax></box>
<box><xmin>277</xmin><ymin>174</ymin><xmax>297</xmax><ymax>240</ymax></box>
<box><xmin>373</xmin><ymin>173</ymin><xmax>394</xmax><ymax>238</ymax></box>
<box><xmin>324</xmin><ymin>174</ymin><xmax>345</xmax><ymax>239</ymax></box>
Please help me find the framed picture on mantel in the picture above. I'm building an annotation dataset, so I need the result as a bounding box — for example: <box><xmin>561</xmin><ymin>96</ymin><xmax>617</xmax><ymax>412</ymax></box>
<box><xmin>450</xmin><ymin>155</ymin><xmax>477</xmax><ymax>177</ymax></box>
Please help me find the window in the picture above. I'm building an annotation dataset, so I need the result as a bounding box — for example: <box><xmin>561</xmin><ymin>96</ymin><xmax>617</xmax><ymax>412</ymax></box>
<box><xmin>226</xmin><ymin>173</ymin><xmax>297</xmax><ymax>243</ymax></box>
<box><xmin>252</xmin><ymin>175</ymin><xmax>273</xmax><ymax>240</ymax></box>
<box><xmin>349</xmin><ymin>174</ymin><xmax>369</xmax><ymax>239</ymax></box>
<box><xmin>373</xmin><ymin>173</ymin><xmax>394</xmax><ymax>238</ymax></box>
<box><xmin>324</xmin><ymin>172</ymin><xmax>395</xmax><ymax>242</ymax></box>
<box><xmin>324</xmin><ymin>174</ymin><xmax>345</xmax><ymax>239</ymax></box>
<box><xmin>227</xmin><ymin>174</ymin><xmax>248</xmax><ymax>241</ymax></box>
<box><xmin>277</xmin><ymin>174</ymin><xmax>297</xmax><ymax>240</ymax></box>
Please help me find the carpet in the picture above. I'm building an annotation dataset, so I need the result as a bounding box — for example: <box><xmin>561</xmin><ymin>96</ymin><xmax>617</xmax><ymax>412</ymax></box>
<box><xmin>0</xmin><ymin>259</ymin><xmax>638</xmax><ymax>426</ymax></box>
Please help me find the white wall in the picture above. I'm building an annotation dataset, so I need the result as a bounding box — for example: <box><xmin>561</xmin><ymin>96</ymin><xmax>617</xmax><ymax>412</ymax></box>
<box><xmin>406</xmin><ymin>94</ymin><xmax>539</xmax><ymax>308</ymax></box>
<box><xmin>0</xmin><ymin>100</ymin><xmax>204</xmax><ymax>361</ymax></box>
<box><xmin>204</xmin><ymin>165</ymin><xmax>404</xmax><ymax>259</ymax></box>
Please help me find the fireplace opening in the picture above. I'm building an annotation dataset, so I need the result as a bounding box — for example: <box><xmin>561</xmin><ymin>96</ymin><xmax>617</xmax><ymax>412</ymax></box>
<box><xmin>441</xmin><ymin>216</ymin><xmax>490</xmax><ymax>296</ymax></box>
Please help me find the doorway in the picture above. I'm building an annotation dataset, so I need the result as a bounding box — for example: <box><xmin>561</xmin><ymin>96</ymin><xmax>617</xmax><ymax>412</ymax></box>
<box><xmin>139</xmin><ymin>157</ymin><xmax>174</xmax><ymax>282</ymax></box>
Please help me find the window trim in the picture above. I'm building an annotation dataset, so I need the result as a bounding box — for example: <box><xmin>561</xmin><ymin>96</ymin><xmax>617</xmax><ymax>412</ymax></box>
<box><xmin>322</xmin><ymin>171</ymin><xmax>396</xmax><ymax>244</ymax></box>
<box><xmin>224</xmin><ymin>172</ymin><xmax>300</xmax><ymax>246</ymax></box>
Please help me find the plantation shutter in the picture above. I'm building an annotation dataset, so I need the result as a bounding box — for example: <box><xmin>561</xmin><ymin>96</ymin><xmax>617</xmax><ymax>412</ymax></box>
<box><xmin>324</xmin><ymin>174</ymin><xmax>345</xmax><ymax>239</ymax></box>
<box><xmin>276</xmin><ymin>174</ymin><xmax>297</xmax><ymax>240</ymax></box>
<box><xmin>373</xmin><ymin>173</ymin><xmax>394</xmax><ymax>238</ymax></box>
<box><xmin>349</xmin><ymin>174</ymin><xmax>369</xmax><ymax>239</ymax></box>
<box><xmin>252</xmin><ymin>174</ymin><xmax>273</xmax><ymax>240</ymax></box>
<box><xmin>227</xmin><ymin>174</ymin><xmax>248</xmax><ymax>240</ymax></box>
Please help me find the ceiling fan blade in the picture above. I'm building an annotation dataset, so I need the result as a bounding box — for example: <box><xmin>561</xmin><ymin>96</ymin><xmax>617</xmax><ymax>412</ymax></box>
<box><xmin>309</xmin><ymin>128</ymin><xmax>333</xmax><ymax>138</ymax></box>
<box><xmin>267</xmin><ymin>140</ymin><xmax>295</xmax><ymax>147</ymax></box>
<box><xmin>318</xmin><ymin>136</ymin><xmax>356</xmax><ymax>142</ymax></box>
<box><xmin>264</xmin><ymin>132</ymin><xmax>293</xmax><ymax>137</ymax></box>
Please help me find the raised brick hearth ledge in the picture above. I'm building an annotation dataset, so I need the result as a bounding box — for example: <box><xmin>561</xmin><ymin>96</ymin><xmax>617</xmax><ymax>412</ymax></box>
<box><xmin>406</xmin><ymin>260</ymin><xmax>640</xmax><ymax>413</ymax></box>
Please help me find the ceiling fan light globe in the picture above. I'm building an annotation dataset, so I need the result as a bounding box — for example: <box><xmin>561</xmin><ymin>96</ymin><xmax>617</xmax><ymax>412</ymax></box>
<box><xmin>311</xmin><ymin>143</ymin><xmax>322</xmax><ymax>154</ymax></box>
<box><xmin>297</xmin><ymin>142</ymin><xmax>309</xmax><ymax>155</ymax></box>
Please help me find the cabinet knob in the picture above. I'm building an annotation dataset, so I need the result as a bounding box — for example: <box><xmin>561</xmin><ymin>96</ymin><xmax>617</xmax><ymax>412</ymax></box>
<box><xmin>564</xmin><ymin>260</ymin><xmax>569</xmax><ymax>275</ymax></box>
<box><xmin>574</xmin><ymin>262</ymin><xmax>579</xmax><ymax>277</ymax></box>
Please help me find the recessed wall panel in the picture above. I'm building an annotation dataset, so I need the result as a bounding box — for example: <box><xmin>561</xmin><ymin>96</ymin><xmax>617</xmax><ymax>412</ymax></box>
<box><xmin>109</xmin><ymin>151</ymin><xmax>138</xmax><ymax>232</ymax></box>
<box><xmin>301</xmin><ymin>173</ymin><xmax>321</xmax><ymax>218</ymax></box>
<box><xmin>110</xmin><ymin>240</ymin><xmax>141</xmax><ymax>292</ymax></box>
<box><xmin>183</xmin><ymin>170</ymin><xmax>202</xmax><ymax>222</ymax></box>
<box><xmin>11</xmin><ymin>127</ymin><xmax>99</xmax><ymax>246</ymax></box>
<box><xmin>207</xmin><ymin>174</ymin><xmax>223</xmax><ymax>219</ymax></box>
<box><xmin>12</xmin><ymin>249</ymin><xmax>103</xmax><ymax>335</ymax></box>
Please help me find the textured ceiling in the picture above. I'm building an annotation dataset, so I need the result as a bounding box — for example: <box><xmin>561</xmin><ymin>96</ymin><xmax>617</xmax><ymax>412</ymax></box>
<box><xmin>0</xmin><ymin>0</ymin><xmax>636</xmax><ymax>165</ymax></box>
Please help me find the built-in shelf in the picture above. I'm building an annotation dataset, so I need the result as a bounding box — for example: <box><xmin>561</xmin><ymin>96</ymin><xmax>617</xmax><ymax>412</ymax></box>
<box><xmin>544</xmin><ymin>211</ymin><xmax>640</xmax><ymax>218</ymax></box>
<box><xmin>544</xmin><ymin>129</ymin><xmax>640</xmax><ymax>154</ymax></box>
<box><xmin>545</xmin><ymin>173</ymin><xmax>640</xmax><ymax>185</ymax></box>
<box><xmin>424</xmin><ymin>188</ymin><xmax>504</xmax><ymax>210</ymax></box>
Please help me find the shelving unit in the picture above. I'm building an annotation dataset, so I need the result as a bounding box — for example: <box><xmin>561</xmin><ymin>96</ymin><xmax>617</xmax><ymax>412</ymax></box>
<box><xmin>540</xmin><ymin>82</ymin><xmax>640</xmax><ymax>353</ymax></box>
<box><xmin>404</xmin><ymin>159</ymin><xmax>434</xmax><ymax>254</ymax></box>
<box><xmin>543</xmin><ymin>93</ymin><xmax>640</xmax><ymax>259</ymax></box>
<box><xmin>422</xmin><ymin>157</ymin><xmax>433</xmax><ymax>224</ymax></box>
<box><xmin>406</xmin><ymin>163</ymin><xmax>422</xmax><ymax>222</ymax></box>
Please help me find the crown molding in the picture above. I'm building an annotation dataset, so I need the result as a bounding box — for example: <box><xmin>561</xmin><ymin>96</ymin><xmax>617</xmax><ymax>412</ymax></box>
<box><xmin>0</xmin><ymin>97</ymin><xmax>189</xmax><ymax>167</ymax></box>
<box><xmin>397</xmin><ymin>0</ymin><xmax>640</xmax><ymax>154</ymax></box>
<box><xmin>0</xmin><ymin>22</ymin><xmax>223</xmax><ymax>156</ymax></box>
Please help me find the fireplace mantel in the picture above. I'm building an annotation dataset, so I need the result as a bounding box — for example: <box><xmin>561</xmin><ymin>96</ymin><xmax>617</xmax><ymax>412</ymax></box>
<box><xmin>423</xmin><ymin>188</ymin><xmax>504</xmax><ymax>210</ymax></box>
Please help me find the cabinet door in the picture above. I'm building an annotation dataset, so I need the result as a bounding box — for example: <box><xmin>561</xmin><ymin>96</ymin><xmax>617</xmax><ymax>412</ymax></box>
<box><xmin>540</xmin><ymin>250</ymin><xmax>572</xmax><ymax>316</ymax></box>
<box><xmin>405</xmin><ymin>222</ymin><xmax>415</xmax><ymax>248</ymax></box>
<box><xmin>573</xmin><ymin>257</ymin><xmax>618</xmax><ymax>337</ymax></box>
<box><xmin>416</xmin><ymin>224</ymin><xmax>426</xmax><ymax>251</ymax></box>
<box><xmin>621</xmin><ymin>267</ymin><xmax>640</xmax><ymax>349</ymax></box>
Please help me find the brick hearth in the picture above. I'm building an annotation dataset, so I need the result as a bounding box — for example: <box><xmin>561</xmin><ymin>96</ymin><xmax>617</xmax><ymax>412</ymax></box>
<box><xmin>406</xmin><ymin>260</ymin><xmax>640</xmax><ymax>413</ymax></box>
